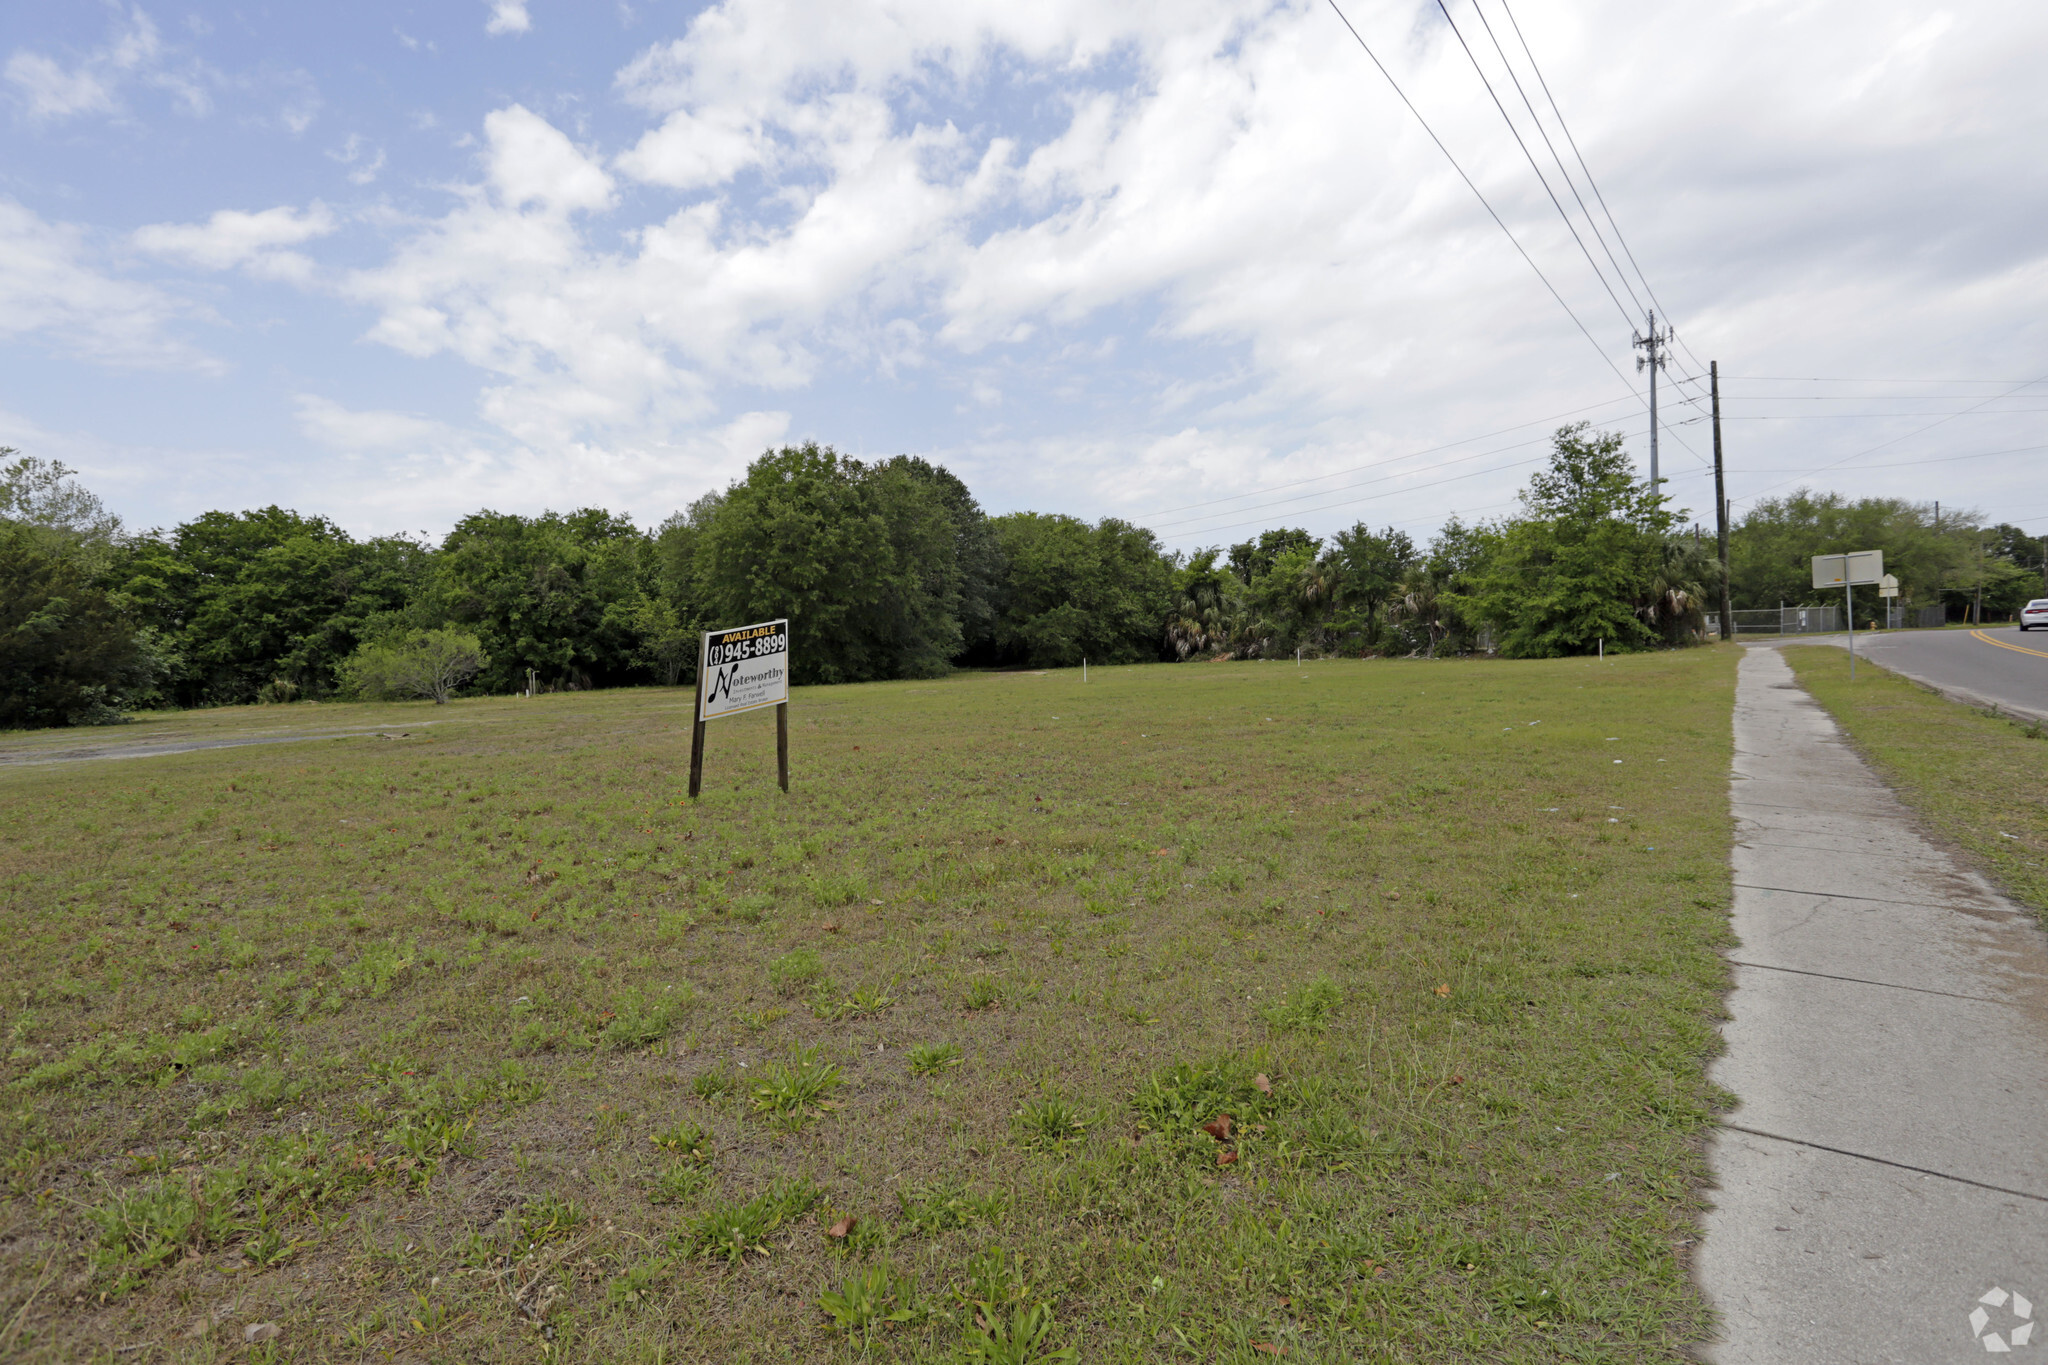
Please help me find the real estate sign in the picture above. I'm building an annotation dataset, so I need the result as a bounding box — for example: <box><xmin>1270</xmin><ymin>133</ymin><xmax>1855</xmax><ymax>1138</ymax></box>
<box><xmin>698</xmin><ymin>619</ymin><xmax>789</xmax><ymax>721</ymax></box>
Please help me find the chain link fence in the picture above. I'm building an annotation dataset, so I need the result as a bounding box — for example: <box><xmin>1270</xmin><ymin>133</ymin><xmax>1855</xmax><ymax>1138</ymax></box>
<box><xmin>1703</xmin><ymin>606</ymin><xmax>1843</xmax><ymax>637</ymax></box>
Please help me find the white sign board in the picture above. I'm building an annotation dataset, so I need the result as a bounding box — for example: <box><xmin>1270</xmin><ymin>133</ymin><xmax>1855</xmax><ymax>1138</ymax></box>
<box><xmin>1812</xmin><ymin>550</ymin><xmax>1884</xmax><ymax>589</ymax></box>
<box><xmin>698</xmin><ymin>619</ymin><xmax>789</xmax><ymax>721</ymax></box>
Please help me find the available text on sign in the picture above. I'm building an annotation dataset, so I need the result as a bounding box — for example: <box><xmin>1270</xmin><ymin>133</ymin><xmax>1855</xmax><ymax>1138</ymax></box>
<box><xmin>698</xmin><ymin>619</ymin><xmax>789</xmax><ymax>722</ymax></box>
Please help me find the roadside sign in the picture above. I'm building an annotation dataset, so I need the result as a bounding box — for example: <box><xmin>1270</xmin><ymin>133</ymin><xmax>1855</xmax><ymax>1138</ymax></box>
<box><xmin>689</xmin><ymin>619</ymin><xmax>791</xmax><ymax>797</ymax></box>
<box><xmin>1812</xmin><ymin>550</ymin><xmax>1884</xmax><ymax>589</ymax></box>
<box><xmin>1878</xmin><ymin>573</ymin><xmax>1898</xmax><ymax>599</ymax></box>
<box><xmin>698</xmin><ymin>619</ymin><xmax>789</xmax><ymax>721</ymax></box>
<box><xmin>1813</xmin><ymin>552</ymin><xmax>1883</xmax><ymax>680</ymax></box>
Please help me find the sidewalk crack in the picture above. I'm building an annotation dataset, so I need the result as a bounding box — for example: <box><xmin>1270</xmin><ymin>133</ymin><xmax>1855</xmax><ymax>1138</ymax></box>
<box><xmin>1718</xmin><ymin>1124</ymin><xmax>2048</xmax><ymax>1204</ymax></box>
<box><xmin>1727</xmin><ymin>959</ymin><xmax>2004</xmax><ymax>1005</ymax></box>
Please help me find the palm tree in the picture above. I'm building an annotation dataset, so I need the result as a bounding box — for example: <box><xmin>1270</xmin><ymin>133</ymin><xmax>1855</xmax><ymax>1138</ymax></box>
<box><xmin>1636</xmin><ymin>537</ymin><xmax>1717</xmax><ymax>643</ymax></box>
<box><xmin>1386</xmin><ymin>565</ymin><xmax>1449</xmax><ymax>658</ymax></box>
<box><xmin>1165</xmin><ymin>550</ymin><xmax>1245</xmax><ymax>659</ymax></box>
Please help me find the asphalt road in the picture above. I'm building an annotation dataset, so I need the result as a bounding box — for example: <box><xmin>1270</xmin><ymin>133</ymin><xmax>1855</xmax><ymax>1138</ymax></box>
<box><xmin>1791</xmin><ymin>625</ymin><xmax>2048</xmax><ymax>723</ymax></box>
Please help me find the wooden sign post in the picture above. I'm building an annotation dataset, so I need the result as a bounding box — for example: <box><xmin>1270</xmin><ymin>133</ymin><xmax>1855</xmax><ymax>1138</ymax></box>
<box><xmin>688</xmin><ymin>618</ymin><xmax>791</xmax><ymax>797</ymax></box>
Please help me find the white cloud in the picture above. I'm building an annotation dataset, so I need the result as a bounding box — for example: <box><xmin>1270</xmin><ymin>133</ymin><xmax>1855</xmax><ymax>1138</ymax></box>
<box><xmin>614</xmin><ymin>105</ymin><xmax>765</xmax><ymax>191</ymax></box>
<box><xmin>329</xmin><ymin>133</ymin><xmax>386</xmax><ymax>185</ymax></box>
<box><xmin>3</xmin><ymin>6</ymin><xmax>214</xmax><ymax>121</ymax></box>
<box><xmin>30</xmin><ymin>0</ymin><xmax>2048</xmax><ymax>538</ymax></box>
<box><xmin>0</xmin><ymin>198</ymin><xmax>216</xmax><ymax>371</ymax></box>
<box><xmin>290</xmin><ymin>394</ymin><xmax>787</xmax><ymax>529</ymax></box>
<box><xmin>294</xmin><ymin>394</ymin><xmax>466</xmax><ymax>451</ymax></box>
<box><xmin>133</xmin><ymin>203</ymin><xmax>338</xmax><ymax>282</ymax></box>
<box><xmin>485</xmin><ymin>1</ymin><xmax>533</xmax><ymax>37</ymax></box>
<box><xmin>484</xmin><ymin>106</ymin><xmax>612</xmax><ymax>212</ymax></box>
<box><xmin>4</xmin><ymin>51</ymin><xmax>118</xmax><ymax>119</ymax></box>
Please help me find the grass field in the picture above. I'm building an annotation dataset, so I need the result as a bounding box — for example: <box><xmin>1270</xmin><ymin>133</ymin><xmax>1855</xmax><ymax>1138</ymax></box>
<box><xmin>1</xmin><ymin>648</ymin><xmax>1737</xmax><ymax>1363</ymax></box>
<box><xmin>1784</xmin><ymin>645</ymin><xmax>2048</xmax><ymax>919</ymax></box>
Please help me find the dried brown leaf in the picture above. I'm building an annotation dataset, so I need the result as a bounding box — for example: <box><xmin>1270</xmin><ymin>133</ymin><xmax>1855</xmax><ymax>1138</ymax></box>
<box><xmin>1253</xmin><ymin>1073</ymin><xmax>1272</xmax><ymax>1097</ymax></box>
<box><xmin>1217</xmin><ymin>1149</ymin><xmax>1239</xmax><ymax>1167</ymax></box>
<box><xmin>827</xmin><ymin>1216</ymin><xmax>855</xmax><ymax>1239</ymax></box>
<box><xmin>1201</xmin><ymin>1113</ymin><xmax>1234</xmax><ymax>1142</ymax></box>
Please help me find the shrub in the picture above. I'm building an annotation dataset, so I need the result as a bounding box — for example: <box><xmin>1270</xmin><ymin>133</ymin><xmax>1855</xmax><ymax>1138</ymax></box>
<box><xmin>339</xmin><ymin>628</ymin><xmax>487</xmax><ymax>704</ymax></box>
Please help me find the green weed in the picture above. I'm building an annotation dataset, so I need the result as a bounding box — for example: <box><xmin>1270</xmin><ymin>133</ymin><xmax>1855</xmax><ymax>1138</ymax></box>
<box><xmin>1259</xmin><ymin>977</ymin><xmax>1343</xmax><ymax>1033</ymax></box>
<box><xmin>818</xmin><ymin>1262</ymin><xmax>923</xmax><ymax>1343</ymax></box>
<box><xmin>649</xmin><ymin>1117</ymin><xmax>712</xmax><ymax>1162</ymax></box>
<box><xmin>750</xmin><ymin>1045</ymin><xmax>842</xmax><ymax>1122</ymax></box>
<box><xmin>1012</xmin><ymin>1096</ymin><xmax>1087</xmax><ymax>1152</ymax></box>
<box><xmin>907</xmin><ymin>1041</ymin><xmax>963</xmax><ymax>1076</ymax></box>
<box><xmin>600</xmin><ymin>984</ymin><xmax>692</xmax><ymax>1049</ymax></box>
<box><xmin>683</xmin><ymin>1179</ymin><xmax>824</xmax><ymax>1263</ymax></box>
<box><xmin>768</xmin><ymin>947</ymin><xmax>825</xmax><ymax>995</ymax></box>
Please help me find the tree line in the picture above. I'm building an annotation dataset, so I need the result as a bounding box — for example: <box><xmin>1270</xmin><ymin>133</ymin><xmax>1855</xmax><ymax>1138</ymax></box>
<box><xmin>3</xmin><ymin>429</ymin><xmax>2040</xmax><ymax>727</ymax></box>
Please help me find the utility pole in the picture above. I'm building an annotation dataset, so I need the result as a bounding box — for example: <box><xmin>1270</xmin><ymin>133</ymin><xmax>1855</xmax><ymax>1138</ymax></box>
<box><xmin>1713</xmin><ymin>361</ymin><xmax>1732</xmax><ymax>641</ymax></box>
<box><xmin>1634</xmin><ymin>309</ymin><xmax>1672</xmax><ymax>493</ymax></box>
<box><xmin>1976</xmin><ymin>535</ymin><xmax>1985</xmax><ymax>625</ymax></box>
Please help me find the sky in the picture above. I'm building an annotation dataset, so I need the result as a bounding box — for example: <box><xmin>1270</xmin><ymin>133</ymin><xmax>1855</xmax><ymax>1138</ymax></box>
<box><xmin>3</xmin><ymin>0</ymin><xmax>2046</xmax><ymax>551</ymax></box>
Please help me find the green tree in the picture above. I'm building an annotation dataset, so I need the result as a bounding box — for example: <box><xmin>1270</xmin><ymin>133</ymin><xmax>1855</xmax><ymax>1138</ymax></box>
<box><xmin>1467</xmin><ymin>425</ymin><xmax>1685</xmax><ymax>657</ymax></box>
<box><xmin>1164</xmin><ymin>549</ymin><xmax>1247</xmax><ymax>659</ymax></box>
<box><xmin>0</xmin><ymin>524</ymin><xmax>146</xmax><ymax>727</ymax></box>
<box><xmin>108</xmin><ymin>507</ymin><xmax>426</xmax><ymax>705</ymax></box>
<box><xmin>1324</xmin><ymin>524</ymin><xmax>1416</xmax><ymax>651</ymax></box>
<box><xmin>340</xmin><ymin>628</ymin><xmax>488</xmax><ymax>703</ymax></box>
<box><xmin>693</xmin><ymin>444</ymin><xmax>963</xmax><ymax>684</ymax></box>
<box><xmin>987</xmin><ymin>513</ymin><xmax>1172</xmax><ymax>667</ymax></box>
<box><xmin>434</xmin><ymin>508</ymin><xmax>650</xmax><ymax>692</ymax></box>
<box><xmin>1243</xmin><ymin>539</ymin><xmax>1331</xmax><ymax>656</ymax></box>
<box><xmin>1227</xmin><ymin>528</ymin><xmax>1316</xmax><ymax>586</ymax></box>
<box><xmin>1729</xmin><ymin>493</ymin><xmax>1965</xmax><ymax>612</ymax></box>
<box><xmin>0</xmin><ymin>455</ymin><xmax>161</xmax><ymax>726</ymax></box>
<box><xmin>1</xmin><ymin>452</ymin><xmax>123</xmax><ymax>550</ymax></box>
<box><xmin>1391</xmin><ymin>517</ymin><xmax>1498</xmax><ymax>657</ymax></box>
<box><xmin>879</xmin><ymin>456</ymin><xmax>1004</xmax><ymax>662</ymax></box>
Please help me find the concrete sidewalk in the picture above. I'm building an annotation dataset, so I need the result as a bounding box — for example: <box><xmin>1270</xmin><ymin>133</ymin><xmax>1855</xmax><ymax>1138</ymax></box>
<box><xmin>1696</xmin><ymin>645</ymin><xmax>2048</xmax><ymax>1362</ymax></box>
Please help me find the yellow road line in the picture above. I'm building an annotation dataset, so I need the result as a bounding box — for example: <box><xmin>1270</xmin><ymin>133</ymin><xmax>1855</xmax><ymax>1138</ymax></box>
<box><xmin>1969</xmin><ymin>629</ymin><xmax>2048</xmax><ymax>660</ymax></box>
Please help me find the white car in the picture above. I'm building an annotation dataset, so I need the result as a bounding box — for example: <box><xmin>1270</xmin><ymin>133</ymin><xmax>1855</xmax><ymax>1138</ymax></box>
<box><xmin>2024</xmin><ymin>598</ymin><xmax>2048</xmax><ymax>631</ymax></box>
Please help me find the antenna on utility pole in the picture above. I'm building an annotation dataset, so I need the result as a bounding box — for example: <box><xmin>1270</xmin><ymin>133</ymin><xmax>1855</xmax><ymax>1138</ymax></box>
<box><xmin>1633</xmin><ymin>310</ymin><xmax>1672</xmax><ymax>494</ymax></box>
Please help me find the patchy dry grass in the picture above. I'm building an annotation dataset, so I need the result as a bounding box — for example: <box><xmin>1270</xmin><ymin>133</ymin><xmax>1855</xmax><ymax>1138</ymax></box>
<box><xmin>0</xmin><ymin>649</ymin><xmax>1735</xmax><ymax>1362</ymax></box>
<box><xmin>1785</xmin><ymin>645</ymin><xmax>2048</xmax><ymax>917</ymax></box>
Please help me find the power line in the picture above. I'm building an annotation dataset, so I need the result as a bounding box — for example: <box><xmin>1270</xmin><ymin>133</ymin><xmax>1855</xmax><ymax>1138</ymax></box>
<box><xmin>1150</xmin><ymin>426</ymin><xmax>1601</xmax><ymax>533</ymax></box>
<box><xmin>1450</xmin><ymin>0</ymin><xmax>1719</xmax><ymax>458</ymax></box>
<box><xmin>1319</xmin><ymin>0</ymin><xmax>1642</xmax><ymax>400</ymax></box>
<box><xmin>1720</xmin><ymin>393</ymin><xmax>2048</xmax><ymax>402</ymax></box>
<box><xmin>1725</xmin><ymin>375</ymin><xmax>2048</xmax><ymax>384</ymax></box>
<box><xmin>1461</xmin><ymin>0</ymin><xmax>1645</xmax><ymax>319</ymax></box>
<box><xmin>1158</xmin><ymin>449</ymin><xmax>1556</xmax><ymax>540</ymax></box>
<box><xmin>1157</xmin><ymin>419</ymin><xmax>1698</xmax><ymax>540</ymax></box>
<box><xmin>1433</xmin><ymin>0</ymin><xmax>1640</xmax><ymax>334</ymax></box>
<box><xmin>1494</xmin><ymin>0</ymin><xmax>1713</xmax><ymax>379</ymax></box>
<box><xmin>1132</xmin><ymin>391</ymin><xmax>1641</xmax><ymax>521</ymax></box>
<box><xmin>1733</xmin><ymin>376</ymin><xmax>2048</xmax><ymax>502</ymax></box>
<box><xmin>1728</xmin><ymin>440</ymin><xmax>2048</xmax><ymax>475</ymax></box>
<box><xmin>1722</xmin><ymin>409</ymin><xmax>2048</xmax><ymax>420</ymax></box>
